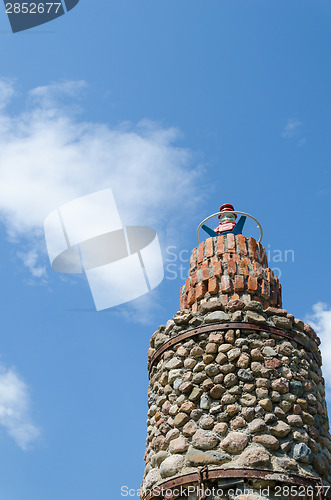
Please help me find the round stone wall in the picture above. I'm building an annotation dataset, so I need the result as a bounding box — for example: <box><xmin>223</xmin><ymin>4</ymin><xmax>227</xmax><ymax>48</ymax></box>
<box><xmin>141</xmin><ymin>300</ymin><xmax>331</xmax><ymax>499</ymax></box>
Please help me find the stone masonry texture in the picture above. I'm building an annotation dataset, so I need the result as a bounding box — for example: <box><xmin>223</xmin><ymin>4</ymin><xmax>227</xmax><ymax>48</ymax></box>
<box><xmin>141</xmin><ymin>236</ymin><xmax>330</xmax><ymax>500</ymax></box>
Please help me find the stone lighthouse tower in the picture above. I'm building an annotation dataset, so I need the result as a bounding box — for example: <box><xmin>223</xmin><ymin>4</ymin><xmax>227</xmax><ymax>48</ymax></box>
<box><xmin>141</xmin><ymin>205</ymin><xmax>331</xmax><ymax>500</ymax></box>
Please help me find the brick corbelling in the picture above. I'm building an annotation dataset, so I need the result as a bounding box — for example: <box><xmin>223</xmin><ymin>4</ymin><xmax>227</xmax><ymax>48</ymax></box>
<box><xmin>191</xmin><ymin>235</ymin><xmax>267</xmax><ymax>272</ymax></box>
<box><xmin>181</xmin><ymin>236</ymin><xmax>282</xmax><ymax>311</ymax></box>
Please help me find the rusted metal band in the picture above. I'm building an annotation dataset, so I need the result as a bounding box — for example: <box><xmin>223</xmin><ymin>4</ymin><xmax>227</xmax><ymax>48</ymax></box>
<box><xmin>144</xmin><ymin>468</ymin><xmax>329</xmax><ymax>500</ymax></box>
<box><xmin>148</xmin><ymin>322</ymin><xmax>318</xmax><ymax>374</ymax></box>
<box><xmin>198</xmin><ymin>465</ymin><xmax>208</xmax><ymax>500</ymax></box>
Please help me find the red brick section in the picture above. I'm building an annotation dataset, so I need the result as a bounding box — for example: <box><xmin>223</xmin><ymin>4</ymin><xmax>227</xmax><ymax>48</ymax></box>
<box><xmin>191</xmin><ymin>302</ymin><xmax>198</xmax><ymax>313</ymax></box>
<box><xmin>253</xmin><ymin>261</ymin><xmax>263</xmax><ymax>278</ymax></box>
<box><xmin>238</xmin><ymin>260</ymin><xmax>249</xmax><ymax>277</ymax></box>
<box><xmin>234</xmin><ymin>275</ymin><xmax>245</xmax><ymax>292</ymax></box>
<box><xmin>237</xmin><ymin>234</ymin><xmax>247</xmax><ymax>255</ymax></box>
<box><xmin>213</xmin><ymin>261</ymin><xmax>222</xmax><ymax>277</ymax></box>
<box><xmin>201</xmin><ymin>261</ymin><xmax>209</xmax><ymax>281</ymax></box>
<box><xmin>181</xmin><ymin>235</ymin><xmax>282</xmax><ymax>311</ymax></box>
<box><xmin>208</xmin><ymin>277</ymin><xmax>219</xmax><ymax>294</ymax></box>
<box><xmin>217</xmin><ymin>235</ymin><xmax>225</xmax><ymax>256</ymax></box>
<box><xmin>185</xmin><ymin>277</ymin><xmax>190</xmax><ymax>293</ymax></box>
<box><xmin>225</xmin><ymin>254</ymin><xmax>236</xmax><ymax>276</ymax></box>
<box><xmin>247</xmin><ymin>276</ymin><xmax>257</xmax><ymax>294</ymax></box>
<box><xmin>266</xmin><ymin>268</ymin><xmax>275</xmax><ymax>284</ymax></box>
<box><xmin>206</xmin><ymin>238</ymin><xmax>214</xmax><ymax>258</ymax></box>
<box><xmin>196</xmin><ymin>282</ymin><xmax>207</xmax><ymax>300</ymax></box>
<box><xmin>190</xmin><ymin>248</ymin><xmax>197</xmax><ymax>271</ymax></box>
<box><xmin>258</xmin><ymin>242</ymin><xmax>268</xmax><ymax>267</ymax></box>
<box><xmin>187</xmin><ymin>287</ymin><xmax>195</xmax><ymax>306</ymax></box>
<box><xmin>249</xmin><ymin>236</ymin><xmax>257</xmax><ymax>259</ymax></box>
<box><xmin>197</xmin><ymin>242</ymin><xmax>204</xmax><ymax>264</ymax></box>
<box><xmin>221</xmin><ymin>275</ymin><xmax>232</xmax><ymax>293</ymax></box>
<box><xmin>261</xmin><ymin>280</ymin><xmax>270</xmax><ymax>299</ymax></box>
<box><xmin>227</xmin><ymin>233</ymin><xmax>235</xmax><ymax>253</ymax></box>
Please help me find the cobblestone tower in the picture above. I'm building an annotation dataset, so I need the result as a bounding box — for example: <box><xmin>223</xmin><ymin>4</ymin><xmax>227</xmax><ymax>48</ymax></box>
<box><xmin>142</xmin><ymin>232</ymin><xmax>331</xmax><ymax>500</ymax></box>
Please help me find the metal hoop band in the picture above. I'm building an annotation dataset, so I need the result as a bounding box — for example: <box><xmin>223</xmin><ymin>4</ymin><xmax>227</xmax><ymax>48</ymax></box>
<box><xmin>196</xmin><ymin>211</ymin><xmax>263</xmax><ymax>244</ymax></box>
<box><xmin>148</xmin><ymin>322</ymin><xmax>320</xmax><ymax>373</ymax></box>
<box><xmin>144</xmin><ymin>468</ymin><xmax>329</xmax><ymax>500</ymax></box>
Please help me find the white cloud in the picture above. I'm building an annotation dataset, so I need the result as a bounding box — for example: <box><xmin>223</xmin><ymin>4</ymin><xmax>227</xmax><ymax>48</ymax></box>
<box><xmin>0</xmin><ymin>79</ymin><xmax>204</xmax><ymax>281</ymax></box>
<box><xmin>0</xmin><ymin>365</ymin><xmax>40</xmax><ymax>450</ymax></box>
<box><xmin>17</xmin><ymin>247</ymin><xmax>47</xmax><ymax>280</ymax></box>
<box><xmin>305</xmin><ymin>302</ymin><xmax>331</xmax><ymax>393</ymax></box>
<box><xmin>281</xmin><ymin>118</ymin><xmax>302</xmax><ymax>139</ymax></box>
<box><xmin>29</xmin><ymin>80</ymin><xmax>87</xmax><ymax>107</ymax></box>
<box><xmin>0</xmin><ymin>78</ymin><xmax>15</xmax><ymax>110</ymax></box>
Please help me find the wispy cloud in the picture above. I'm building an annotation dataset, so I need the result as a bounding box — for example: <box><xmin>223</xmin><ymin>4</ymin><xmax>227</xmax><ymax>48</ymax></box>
<box><xmin>0</xmin><ymin>78</ymin><xmax>15</xmax><ymax>110</ymax></box>
<box><xmin>0</xmin><ymin>79</ymin><xmax>204</xmax><ymax>282</ymax></box>
<box><xmin>17</xmin><ymin>247</ymin><xmax>47</xmax><ymax>281</ymax></box>
<box><xmin>305</xmin><ymin>302</ymin><xmax>331</xmax><ymax>394</ymax></box>
<box><xmin>0</xmin><ymin>365</ymin><xmax>40</xmax><ymax>450</ymax></box>
<box><xmin>281</xmin><ymin>118</ymin><xmax>302</xmax><ymax>139</ymax></box>
<box><xmin>29</xmin><ymin>80</ymin><xmax>87</xmax><ymax>107</ymax></box>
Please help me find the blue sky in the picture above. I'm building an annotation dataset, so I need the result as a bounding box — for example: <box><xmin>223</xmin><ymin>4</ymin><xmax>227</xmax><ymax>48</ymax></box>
<box><xmin>0</xmin><ymin>1</ymin><xmax>330</xmax><ymax>499</ymax></box>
